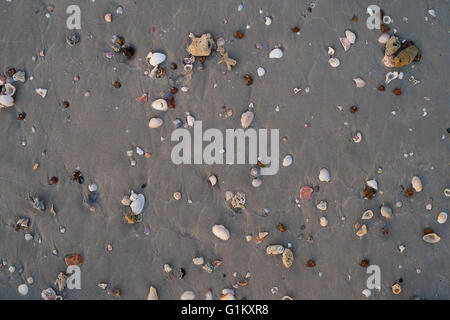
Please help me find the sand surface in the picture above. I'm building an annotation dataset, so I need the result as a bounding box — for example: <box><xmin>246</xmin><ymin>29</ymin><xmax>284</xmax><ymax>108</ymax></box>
<box><xmin>0</xmin><ymin>0</ymin><xmax>449</xmax><ymax>300</ymax></box>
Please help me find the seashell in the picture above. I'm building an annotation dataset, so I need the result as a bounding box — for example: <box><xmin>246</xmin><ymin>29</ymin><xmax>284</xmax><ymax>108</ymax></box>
<box><xmin>362</xmin><ymin>210</ymin><xmax>374</xmax><ymax>220</ymax></box>
<box><xmin>445</xmin><ymin>188</ymin><xmax>450</xmax><ymax>197</ymax></box>
<box><xmin>148</xmin><ymin>117</ymin><xmax>163</xmax><ymax>128</ymax></box>
<box><xmin>212</xmin><ymin>224</ymin><xmax>230</xmax><ymax>240</ymax></box>
<box><xmin>319</xmin><ymin>168</ymin><xmax>331</xmax><ymax>182</ymax></box>
<box><xmin>345</xmin><ymin>30</ymin><xmax>356</xmax><ymax>44</ymax></box>
<box><xmin>282</xmin><ymin>248</ymin><xmax>294</xmax><ymax>268</ymax></box>
<box><xmin>385</xmin><ymin>71</ymin><xmax>399</xmax><ymax>84</ymax></box>
<box><xmin>366</xmin><ymin>180</ymin><xmax>378</xmax><ymax>191</ymax></box>
<box><xmin>356</xmin><ymin>224</ymin><xmax>367</xmax><ymax>237</ymax></box>
<box><xmin>183</xmin><ymin>64</ymin><xmax>193</xmax><ymax>72</ymax></box>
<box><xmin>220</xmin><ymin>294</ymin><xmax>236</xmax><ymax>300</ymax></box>
<box><xmin>208</xmin><ymin>175</ymin><xmax>218</xmax><ymax>186</ymax></box>
<box><xmin>146</xmin><ymin>52</ymin><xmax>166</xmax><ymax>67</ymax></box>
<box><xmin>163</xmin><ymin>264</ymin><xmax>172</xmax><ymax>273</ymax></box>
<box><xmin>187</xmin><ymin>115</ymin><xmax>195</xmax><ymax>127</ymax></box>
<box><xmin>269</xmin><ymin>48</ymin><xmax>283</xmax><ymax>59</ymax></box>
<box><xmin>205</xmin><ymin>289</ymin><xmax>213</xmax><ymax>300</ymax></box>
<box><xmin>339</xmin><ymin>37</ymin><xmax>351</xmax><ymax>51</ymax></box>
<box><xmin>266</xmin><ymin>245</ymin><xmax>285</xmax><ymax>255</ymax></box>
<box><xmin>0</xmin><ymin>95</ymin><xmax>15</xmax><ymax>108</ymax></box>
<box><xmin>4</xmin><ymin>83</ymin><xmax>16</xmax><ymax>97</ymax></box>
<box><xmin>147</xmin><ymin>286</ymin><xmax>158</xmax><ymax>300</ymax></box>
<box><xmin>252</xmin><ymin>178</ymin><xmax>262</xmax><ymax>188</ymax></box>
<box><xmin>130</xmin><ymin>191</ymin><xmax>145</xmax><ymax>215</ymax></box>
<box><xmin>437</xmin><ymin>212</ymin><xmax>447</xmax><ymax>224</ymax></box>
<box><xmin>257</xmin><ymin>67</ymin><xmax>265</xmax><ymax>77</ymax></box>
<box><xmin>180</xmin><ymin>291</ymin><xmax>196</xmax><ymax>300</ymax></box>
<box><xmin>327</xmin><ymin>46</ymin><xmax>335</xmax><ymax>55</ymax></box>
<box><xmin>382</xmin><ymin>16</ymin><xmax>392</xmax><ymax>24</ymax></box>
<box><xmin>18</xmin><ymin>284</ymin><xmax>29</xmax><ymax>296</ymax></box>
<box><xmin>12</xmin><ymin>71</ymin><xmax>26</xmax><ymax>82</ymax></box>
<box><xmin>362</xmin><ymin>289</ymin><xmax>372</xmax><ymax>298</ymax></box>
<box><xmin>282</xmin><ymin>155</ymin><xmax>293</xmax><ymax>167</ymax></box>
<box><xmin>378</xmin><ymin>33</ymin><xmax>390</xmax><ymax>44</ymax></box>
<box><xmin>240</xmin><ymin>110</ymin><xmax>254</xmax><ymax>128</ymax></box>
<box><xmin>385</xmin><ymin>36</ymin><xmax>401</xmax><ymax>56</ymax></box>
<box><xmin>392</xmin><ymin>283</ymin><xmax>401</xmax><ymax>295</ymax></box>
<box><xmin>394</xmin><ymin>46</ymin><xmax>419</xmax><ymax>68</ymax></box>
<box><xmin>151</xmin><ymin>99</ymin><xmax>168</xmax><ymax>111</ymax></box>
<box><xmin>422</xmin><ymin>233</ymin><xmax>440</xmax><ymax>244</ymax></box>
<box><xmin>187</xmin><ymin>33</ymin><xmax>213</xmax><ymax>57</ymax></box>
<box><xmin>353</xmin><ymin>131</ymin><xmax>363</xmax><ymax>143</ymax></box>
<box><xmin>411</xmin><ymin>176</ymin><xmax>423</xmax><ymax>192</ymax></box>
<box><xmin>319</xmin><ymin>217</ymin><xmax>328</xmax><ymax>227</ymax></box>
<box><xmin>121</xmin><ymin>195</ymin><xmax>131</xmax><ymax>206</ymax></box>
<box><xmin>193</xmin><ymin>257</ymin><xmax>204</xmax><ymax>265</ymax></box>
<box><xmin>88</xmin><ymin>184</ymin><xmax>98</xmax><ymax>192</ymax></box>
<box><xmin>250</xmin><ymin>167</ymin><xmax>260</xmax><ymax>177</ymax></box>
<box><xmin>316</xmin><ymin>201</ymin><xmax>328</xmax><ymax>211</ymax></box>
<box><xmin>35</xmin><ymin>88</ymin><xmax>47</xmax><ymax>98</ymax></box>
<box><xmin>380</xmin><ymin>205</ymin><xmax>392</xmax><ymax>219</ymax></box>
<box><xmin>383</xmin><ymin>54</ymin><xmax>395</xmax><ymax>68</ymax></box>
<box><xmin>353</xmin><ymin>78</ymin><xmax>366</xmax><ymax>88</ymax></box>
<box><xmin>328</xmin><ymin>57</ymin><xmax>340</xmax><ymax>68</ymax></box>
<box><xmin>264</xmin><ymin>16</ymin><xmax>272</xmax><ymax>26</ymax></box>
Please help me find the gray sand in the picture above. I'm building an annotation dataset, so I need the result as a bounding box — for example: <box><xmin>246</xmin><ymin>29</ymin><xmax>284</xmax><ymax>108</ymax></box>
<box><xmin>0</xmin><ymin>0</ymin><xmax>449</xmax><ymax>300</ymax></box>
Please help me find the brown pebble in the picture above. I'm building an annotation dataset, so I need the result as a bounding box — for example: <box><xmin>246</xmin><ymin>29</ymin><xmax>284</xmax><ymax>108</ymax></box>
<box><xmin>7</xmin><ymin>68</ymin><xmax>16</xmax><ymax>77</ymax></box>
<box><xmin>113</xmin><ymin>289</ymin><xmax>120</xmax><ymax>297</ymax></box>
<box><xmin>313</xmin><ymin>185</ymin><xmax>320</xmax><ymax>192</ymax></box>
<box><xmin>72</xmin><ymin>170</ymin><xmax>81</xmax><ymax>181</ymax></box>
<box><xmin>256</xmin><ymin>160</ymin><xmax>265</xmax><ymax>168</ymax></box>
<box><xmin>282</xmin><ymin>136</ymin><xmax>288</xmax><ymax>142</ymax></box>
<box><xmin>393</xmin><ymin>88</ymin><xmax>402</xmax><ymax>96</ymax></box>
<box><xmin>291</xmin><ymin>27</ymin><xmax>300</xmax><ymax>33</ymax></box>
<box><xmin>423</xmin><ymin>228</ymin><xmax>433</xmax><ymax>235</ymax></box>
<box><xmin>381</xmin><ymin>226</ymin><xmax>389</xmax><ymax>235</ymax></box>
<box><xmin>122</xmin><ymin>46</ymin><xmax>135</xmax><ymax>59</ymax></box>
<box><xmin>156</xmin><ymin>67</ymin><xmax>165</xmax><ymax>78</ymax></box>
<box><xmin>351</xmin><ymin>15</ymin><xmax>358</xmax><ymax>22</ymax></box>
<box><xmin>49</xmin><ymin>176</ymin><xmax>59</xmax><ymax>185</ymax></box>
<box><xmin>277</xmin><ymin>223</ymin><xmax>286</xmax><ymax>232</ymax></box>
<box><xmin>243</xmin><ymin>74</ymin><xmax>253</xmax><ymax>86</ymax></box>
<box><xmin>363</xmin><ymin>186</ymin><xmax>376</xmax><ymax>199</ymax></box>
<box><xmin>234</xmin><ymin>31</ymin><xmax>244</xmax><ymax>39</ymax></box>
<box><xmin>360</xmin><ymin>259</ymin><xmax>370</xmax><ymax>268</ymax></box>
<box><xmin>380</xmin><ymin>24</ymin><xmax>390</xmax><ymax>32</ymax></box>
<box><xmin>62</xmin><ymin>101</ymin><xmax>70</xmax><ymax>108</ymax></box>
<box><xmin>198</xmin><ymin>57</ymin><xmax>206</xmax><ymax>64</ymax></box>
<box><xmin>349</xmin><ymin>106</ymin><xmax>358</xmax><ymax>114</ymax></box>
<box><xmin>167</xmin><ymin>96</ymin><xmax>175</xmax><ymax>109</ymax></box>
<box><xmin>170</xmin><ymin>63</ymin><xmax>177</xmax><ymax>70</ymax></box>
<box><xmin>115</xmin><ymin>36</ymin><xmax>124</xmax><ymax>47</ymax></box>
<box><xmin>170</xmin><ymin>87</ymin><xmax>178</xmax><ymax>95</ymax></box>
<box><xmin>414</xmin><ymin>54</ymin><xmax>421</xmax><ymax>62</ymax></box>
<box><xmin>306</xmin><ymin>260</ymin><xmax>316</xmax><ymax>268</ymax></box>
<box><xmin>307</xmin><ymin>7</ymin><xmax>312</xmax><ymax>13</ymax></box>
<box><xmin>378</xmin><ymin>85</ymin><xmax>385</xmax><ymax>91</ymax></box>
<box><xmin>17</xmin><ymin>112</ymin><xmax>26</xmax><ymax>120</ymax></box>
<box><xmin>113</xmin><ymin>81</ymin><xmax>121</xmax><ymax>88</ymax></box>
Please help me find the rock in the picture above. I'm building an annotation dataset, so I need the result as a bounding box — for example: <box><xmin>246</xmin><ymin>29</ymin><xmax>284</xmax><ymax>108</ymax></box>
<box><xmin>148</xmin><ymin>118</ymin><xmax>163</xmax><ymax>128</ymax></box>
<box><xmin>385</xmin><ymin>36</ymin><xmax>401</xmax><ymax>56</ymax></box>
<box><xmin>437</xmin><ymin>212</ymin><xmax>447</xmax><ymax>224</ymax></box>
<box><xmin>394</xmin><ymin>46</ymin><xmax>419</xmax><ymax>68</ymax></box>
<box><xmin>319</xmin><ymin>168</ymin><xmax>331</xmax><ymax>182</ymax></box>
<box><xmin>362</xmin><ymin>210</ymin><xmax>374</xmax><ymax>220</ymax></box>
<box><xmin>163</xmin><ymin>264</ymin><xmax>172</xmax><ymax>273</ymax></box>
<box><xmin>212</xmin><ymin>224</ymin><xmax>230</xmax><ymax>240</ymax></box>
<box><xmin>380</xmin><ymin>205</ymin><xmax>392</xmax><ymax>219</ymax></box>
<box><xmin>240</xmin><ymin>111</ymin><xmax>254</xmax><ymax>128</ymax></box>
<box><xmin>328</xmin><ymin>57</ymin><xmax>340</xmax><ymax>68</ymax></box>
<box><xmin>269</xmin><ymin>48</ymin><xmax>283</xmax><ymax>59</ymax></box>
<box><xmin>187</xmin><ymin>33</ymin><xmax>213</xmax><ymax>57</ymax></box>
<box><xmin>266</xmin><ymin>245</ymin><xmax>284</xmax><ymax>255</ymax></box>
<box><xmin>282</xmin><ymin>248</ymin><xmax>294</xmax><ymax>268</ymax></box>
<box><xmin>180</xmin><ymin>291</ymin><xmax>196</xmax><ymax>300</ymax></box>
<box><xmin>345</xmin><ymin>30</ymin><xmax>356</xmax><ymax>44</ymax></box>
<box><xmin>282</xmin><ymin>155</ymin><xmax>293</xmax><ymax>167</ymax></box>
<box><xmin>319</xmin><ymin>217</ymin><xmax>328</xmax><ymax>227</ymax></box>
<box><xmin>378</xmin><ymin>33</ymin><xmax>390</xmax><ymax>44</ymax></box>
<box><xmin>411</xmin><ymin>176</ymin><xmax>423</xmax><ymax>192</ymax></box>
<box><xmin>193</xmin><ymin>257</ymin><xmax>204</xmax><ymax>265</ymax></box>
<box><xmin>423</xmin><ymin>233</ymin><xmax>440</xmax><ymax>244</ymax></box>
<box><xmin>104</xmin><ymin>13</ymin><xmax>112</xmax><ymax>23</ymax></box>
<box><xmin>64</xmin><ymin>254</ymin><xmax>83</xmax><ymax>267</ymax></box>
<box><xmin>18</xmin><ymin>284</ymin><xmax>29</xmax><ymax>296</ymax></box>
<box><xmin>147</xmin><ymin>286</ymin><xmax>158</xmax><ymax>300</ymax></box>
<box><xmin>151</xmin><ymin>99</ymin><xmax>168</xmax><ymax>111</ymax></box>
<box><xmin>316</xmin><ymin>201</ymin><xmax>328</xmax><ymax>211</ymax></box>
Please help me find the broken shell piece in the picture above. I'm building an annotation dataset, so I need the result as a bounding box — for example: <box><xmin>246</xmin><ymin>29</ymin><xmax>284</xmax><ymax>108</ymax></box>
<box><xmin>423</xmin><ymin>233</ymin><xmax>440</xmax><ymax>244</ymax></box>
<box><xmin>35</xmin><ymin>88</ymin><xmax>48</xmax><ymax>98</ymax></box>
<box><xmin>362</xmin><ymin>210</ymin><xmax>374</xmax><ymax>220</ymax></box>
<box><xmin>345</xmin><ymin>30</ymin><xmax>356</xmax><ymax>44</ymax></box>
<box><xmin>205</xmin><ymin>289</ymin><xmax>213</xmax><ymax>300</ymax></box>
<box><xmin>444</xmin><ymin>188</ymin><xmax>450</xmax><ymax>197</ymax></box>
<box><xmin>151</xmin><ymin>99</ymin><xmax>168</xmax><ymax>111</ymax></box>
<box><xmin>208</xmin><ymin>175</ymin><xmax>218</xmax><ymax>186</ymax></box>
<box><xmin>212</xmin><ymin>224</ymin><xmax>230</xmax><ymax>241</ymax></box>
<box><xmin>147</xmin><ymin>286</ymin><xmax>158</xmax><ymax>300</ymax></box>
<box><xmin>319</xmin><ymin>168</ymin><xmax>331</xmax><ymax>182</ymax></box>
<box><xmin>328</xmin><ymin>57</ymin><xmax>340</xmax><ymax>68</ymax></box>
<box><xmin>187</xmin><ymin>115</ymin><xmax>195</xmax><ymax>127</ymax></box>
<box><xmin>380</xmin><ymin>205</ymin><xmax>392</xmax><ymax>219</ymax></box>
<box><xmin>394</xmin><ymin>46</ymin><xmax>419</xmax><ymax>68</ymax></box>
<box><xmin>366</xmin><ymin>180</ymin><xmax>378</xmax><ymax>191</ymax></box>
<box><xmin>254</xmin><ymin>232</ymin><xmax>268</xmax><ymax>244</ymax></box>
<box><xmin>266</xmin><ymin>245</ymin><xmax>285</xmax><ymax>255</ymax></box>
<box><xmin>356</xmin><ymin>225</ymin><xmax>367</xmax><ymax>237</ymax></box>
<box><xmin>4</xmin><ymin>83</ymin><xmax>16</xmax><ymax>97</ymax></box>
<box><xmin>316</xmin><ymin>201</ymin><xmax>328</xmax><ymax>211</ymax></box>
<box><xmin>340</xmin><ymin>37</ymin><xmax>351</xmax><ymax>51</ymax></box>
<box><xmin>264</xmin><ymin>16</ymin><xmax>272</xmax><ymax>26</ymax></box>
<box><xmin>130</xmin><ymin>191</ymin><xmax>145</xmax><ymax>215</ymax></box>
<box><xmin>146</xmin><ymin>52</ymin><xmax>166</xmax><ymax>67</ymax></box>
<box><xmin>282</xmin><ymin>248</ymin><xmax>294</xmax><ymax>268</ymax></box>
<box><xmin>327</xmin><ymin>46</ymin><xmax>335</xmax><ymax>55</ymax></box>
<box><xmin>257</xmin><ymin>67</ymin><xmax>265</xmax><ymax>77</ymax></box>
<box><xmin>353</xmin><ymin>78</ymin><xmax>366</xmax><ymax>88</ymax></box>
<box><xmin>383</xmin><ymin>54</ymin><xmax>395</xmax><ymax>68</ymax></box>
<box><xmin>282</xmin><ymin>155</ymin><xmax>293</xmax><ymax>167</ymax></box>
<box><xmin>241</xmin><ymin>111</ymin><xmax>254</xmax><ymax>128</ymax></box>
<box><xmin>187</xmin><ymin>33</ymin><xmax>213</xmax><ymax>57</ymax></box>
<box><xmin>269</xmin><ymin>48</ymin><xmax>283</xmax><ymax>59</ymax></box>
<box><xmin>0</xmin><ymin>95</ymin><xmax>14</xmax><ymax>109</ymax></box>
<box><xmin>437</xmin><ymin>212</ymin><xmax>447</xmax><ymax>224</ymax></box>
<box><xmin>411</xmin><ymin>176</ymin><xmax>423</xmax><ymax>192</ymax></box>
<box><xmin>385</xmin><ymin>36</ymin><xmax>401</xmax><ymax>56</ymax></box>
<box><xmin>193</xmin><ymin>257</ymin><xmax>204</xmax><ymax>265</ymax></box>
<box><xmin>392</xmin><ymin>283</ymin><xmax>402</xmax><ymax>295</ymax></box>
<box><xmin>13</xmin><ymin>71</ymin><xmax>26</xmax><ymax>82</ymax></box>
<box><xmin>353</xmin><ymin>131</ymin><xmax>363</xmax><ymax>143</ymax></box>
<box><xmin>385</xmin><ymin>71</ymin><xmax>399</xmax><ymax>84</ymax></box>
<box><xmin>54</xmin><ymin>272</ymin><xmax>67</xmax><ymax>292</ymax></box>
<box><xmin>180</xmin><ymin>291</ymin><xmax>196</xmax><ymax>300</ymax></box>
<box><xmin>148</xmin><ymin>118</ymin><xmax>163</xmax><ymax>128</ymax></box>
<box><xmin>362</xmin><ymin>289</ymin><xmax>372</xmax><ymax>298</ymax></box>
<box><xmin>378</xmin><ymin>33</ymin><xmax>390</xmax><ymax>44</ymax></box>
<box><xmin>121</xmin><ymin>195</ymin><xmax>131</xmax><ymax>206</ymax></box>
<box><xmin>319</xmin><ymin>217</ymin><xmax>329</xmax><ymax>227</ymax></box>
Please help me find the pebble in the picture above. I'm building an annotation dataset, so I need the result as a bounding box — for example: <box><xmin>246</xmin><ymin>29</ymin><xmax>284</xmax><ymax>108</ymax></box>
<box><xmin>212</xmin><ymin>224</ymin><xmax>230</xmax><ymax>241</ymax></box>
<box><xmin>88</xmin><ymin>184</ymin><xmax>98</xmax><ymax>192</ymax></box>
<box><xmin>411</xmin><ymin>176</ymin><xmax>423</xmax><ymax>192</ymax></box>
<box><xmin>378</xmin><ymin>33</ymin><xmax>390</xmax><ymax>44</ymax></box>
<box><xmin>9</xmin><ymin>266</ymin><xmax>16</xmax><ymax>273</ymax></box>
<box><xmin>208</xmin><ymin>175</ymin><xmax>218</xmax><ymax>186</ymax></box>
<box><xmin>24</xmin><ymin>233</ymin><xmax>33</xmax><ymax>241</ymax></box>
<box><xmin>319</xmin><ymin>168</ymin><xmax>331</xmax><ymax>182</ymax></box>
<box><xmin>425</xmin><ymin>203</ymin><xmax>432</xmax><ymax>211</ymax></box>
<box><xmin>163</xmin><ymin>264</ymin><xmax>172</xmax><ymax>273</ymax></box>
<box><xmin>282</xmin><ymin>248</ymin><xmax>294</xmax><ymax>268</ymax></box>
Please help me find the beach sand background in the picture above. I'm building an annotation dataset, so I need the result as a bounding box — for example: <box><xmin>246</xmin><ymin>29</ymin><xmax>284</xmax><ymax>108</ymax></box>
<box><xmin>0</xmin><ymin>0</ymin><xmax>449</xmax><ymax>299</ymax></box>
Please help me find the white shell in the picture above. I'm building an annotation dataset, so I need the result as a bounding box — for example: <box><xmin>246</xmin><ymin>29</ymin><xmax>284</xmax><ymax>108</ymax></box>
<box><xmin>282</xmin><ymin>155</ymin><xmax>293</xmax><ymax>167</ymax></box>
<box><xmin>147</xmin><ymin>286</ymin><xmax>159</xmax><ymax>300</ymax></box>
<box><xmin>340</xmin><ymin>37</ymin><xmax>351</xmax><ymax>51</ymax></box>
<box><xmin>148</xmin><ymin>117</ymin><xmax>163</xmax><ymax>128</ymax></box>
<box><xmin>362</xmin><ymin>289</ymin><xmax>372</xmax><ymax>298</ymax></box>
<box><xmin>252</xmin><ymin>178</ymin><xmax>262</xmax><ymax>188</ymax></box>
<box><xmin>353</xmin><ymin>131</ymin><xmax>363</xmax><ymax>143</ymax></box>
<box><xmin>422</xmin><ymin>233</ymin><xmax>440</xmax><ymax>244</ymax></box>
<box><xmin>362</xmin><ymin>210</ymin><xmax>374</xmax><ymax>220</ymax></box>
<box><xmin>266</xmin><ymin>245</ymin><xmax>285</xmax><ymax>255</ymax></box>
<box><xmin>385</xmin><ymin>71</ymin><xmax>399</xmax><ymax>84</ymax></box>
<box><xmin>328</xmin><ymin>57</ymin><xmax>340</xmax><ymax>68</ymax></box>
<box><xmin>193</xmin><ymin>257</ymin><xmax>204</xmax><ymax>265</ymax></box>
<box><xmin>319</xmin><ymin>217</ymin><xmax>328</xmax><ymax>227</ymax></box>
<box><xmin>88</xmin><ymin>184</ymin><xmax>98</xmax><ymax>192</ymax></box>
<box><xmin>18</xmin><ymin>284</ymin><xmax>29</xmax><ymax>296</ymax></box>
<box><xmin>269</xmin><ymin>48</ymin><xmax>283</xmax><ymax>59</ymax></box>
<box><xmin>356</xmin><ymin>224</ymin><xmax>367</xmax><ymax>237</ymax></box>
<box><xmin>378</xmin><ymin>33</ymin><xmax>390</xmax><ymax>44</ymax></box>
<box><xmin>327</xmin><ymin>46</ymin><xmax>335</xmax><ymax>55</ymax></box>
<box><xmin>241</xmin><ymin>111</ymin><xmax>254</xmax><ymax>128</ymax></box>
<box><xmin>146</xmin><ymin>52</ymin><xmax>166</xmax><ymax>67</ymax></box>
<box><xmin>13</xmin><ymin>71</ymin><xmax>26</xmax><ymax>82</ymax></box>
<box><xmin>208</xmin><ymin>175</ymin><xmax>217</xmax><ymax>186</ymax></box>
<box><xmin>345</xmin><ymin>30</ymin><xmax>356</xmax><ymax>44</ymax></box>
<box><xmin>437</xmin><ymin>212</ymin><xmax>447</xmax><ymax>224</ymax></box>
<box><xmin>366</xmin><ymin>179</ymin><xmax>378</xmax><ymax>190</ymax></box>
<box><xmin>130</xmin><ymin>191</ymin><xmax>145</xmax><ymax>215</ymax></box>
<box><xmin>257</xmin><ymin>67</ymin><xmax>265</xmax><ymax>77</ymax></box>
<box><xmin>264</xmin><ymin>16</ymin><xmax>272</xmax><ymax>26</ymax></box>
<box><xmin>0</xmin><ymin>95</ymin><xmax>15</xmax><ymax>108</ymax></box>
<box><xmin>212</xmin><ymin>224</ymin><xmax>230</xmax><ymax>240</ymax></box>
<box><xmin>35</xmin><ymin>88</ymin><xmax>47</xmax><ymax>98</ymax></box>
<box><xmin>411</xmin><ymin>176</ymin><xmax>423</xmax><ymax>192</ymax></box>
<box><xmin>151</xmin><ymin>99</ymin><xmax>168</xmax><ymax>111</ymax></box>
<box><xmin>187</xmin><ymin>115</ymin><xmax>195</xmax><ymax>127</ymax></box>
<box><xmin>5</xmin><ymin>83</ymin><xmax>16</xmax><ymax>96</ymax></box>
<box><xmin>353</xmin><ymin>78</ymin><xmax>366</xmax><ymax>88</ymax></box>
<box><xmin>380</xmin><ymin>205</ymin><xmax>392</xmax><ymax>219</ymax></box>
<box><xmin>316</xmin><ymin>201</ymin><xmax>328</xmax><ymax>211</ymax></box>
<box><xmin>319</xmin><ymin>168</ymin><xmax>331</xmax><ymax>182</ymax></box>
<box><xmin>180</xmin><ymin>291</ymin><xmax>196</xmax><ymax>300</ymax></box>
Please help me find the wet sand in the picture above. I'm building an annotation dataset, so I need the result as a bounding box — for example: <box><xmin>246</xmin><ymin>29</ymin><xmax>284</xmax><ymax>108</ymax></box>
<box><xmin>0</xmin><ymin>0</ymin><xmax>449</xmax><ymax>299</ymax></box>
